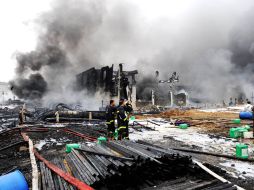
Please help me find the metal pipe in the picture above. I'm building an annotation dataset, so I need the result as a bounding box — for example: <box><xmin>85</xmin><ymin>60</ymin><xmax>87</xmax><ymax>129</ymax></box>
<box><xmin>69</xmin><ymin>152</ymin><xmax>93</xmax><ymax>184</ymax></box>
<box><xmin>34</xmin><ymin>149</ymin><xmax>94</xmax><ymax>190</ymax></box>
<box><xmin>76</xmin><ymin>148</ymin><xmax>134</xmax><ymax>161</ymax></box>
<box><xmin>172</xmin><ymin>147</ymin><xmax>254</xmax><ymax>162</ymax></box>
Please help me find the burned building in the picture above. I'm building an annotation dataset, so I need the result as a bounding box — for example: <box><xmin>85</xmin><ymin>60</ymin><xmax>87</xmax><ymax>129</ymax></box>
<box><xmin>76</xmin><ymin>64</ymin><xmax>138</xmax><ymax>108</ymax></box>
<box><xmin>137</xmin><ymin>72</ymin><xmax>188</xmax><ymax>107</ymax></box>
<box><xmin>76</xmin><ymin>65</ymin><xmax>114</xmax><ymax>95</ymax></box>
<box><xmin>77</xmin><ymin>65</ymin><xmax>189</xmax><ymax>109</ymax></box>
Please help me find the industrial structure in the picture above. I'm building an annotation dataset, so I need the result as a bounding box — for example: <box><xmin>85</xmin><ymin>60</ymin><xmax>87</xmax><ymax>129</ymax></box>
<box><xmin>76</xmin><ymin>64</ymin><xmax>138</xmax><ymax>109</ymax></box>
<box><xmin>77</xmin><ymin>65</ymin><xmax>188</xmax><ymax>109</ymax></box>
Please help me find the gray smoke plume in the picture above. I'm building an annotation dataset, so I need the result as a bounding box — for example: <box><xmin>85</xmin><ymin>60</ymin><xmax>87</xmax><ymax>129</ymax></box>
<box><xmin>10</xmin><ymin>0</ymin><xmax>254</xmax><ymax>106</ymax></box>
<box><xmin>10</xmin><ymin>73</ymin><xmax>47</xmax><ymax>100</ymax></box>
<box><xmin>10</xmin><ymin>0</ymin><xmax>104</xmax><ymax>106</ymax></box>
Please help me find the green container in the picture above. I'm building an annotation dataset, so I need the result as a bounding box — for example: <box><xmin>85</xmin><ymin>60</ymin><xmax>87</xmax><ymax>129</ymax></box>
<box><xmin>236</xmin><ymin>143</ymin><xmax>248</xmax><ymax>159</ymax></box>
<box><xmin>97</xmin><ymin>136</ymin><xmax>107</xmax><ymax>144</ymax></box>
<box><xmin>233</xmin><ymin>119</ymin><xmax>241</xmax><ymax>124</ymax></box>
<box><xmin>130</xmin><ymin>116</ymin><xmax>135</xmax><ymax>121</ymax></box>
<box><xmin>179</xmin><ymin>124</ymin><xmax>188</xmax><ymax>129</ymax></box>
<box><xmin>65</xmin><ymin>144</ymin><xmax>80</xmax><ymax>153</ymax></box>
<box><xmin>236</xmin><ymin>127</ymin><xmax>248</xmax><ymax>137</ymax></box>
<box><xmin>229</xmin><ymin>127</ymin><xmax>249</xmax><ymax>138</ymax></box>
<box><xmin>229</xmin><ymin>128</ymin><xmax>239</xmax><ymax>138</ymax></box>
<box><xmin>243</xmin><ymin>125</ymin><xmax>250</xmax><ymax>131</ymax></box>
<box><xmin>114</xmin><ymin>129</ymin><xmax>119</xmax><ymax>140</ymax></box>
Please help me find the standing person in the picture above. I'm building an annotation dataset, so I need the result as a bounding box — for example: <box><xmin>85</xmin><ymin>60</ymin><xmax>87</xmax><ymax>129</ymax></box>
<box><xmin>124</xmin><ymin>100</ymin><xmax>133</xmax><ymax>139</ymax></box>
<box><xmin>55</xmin><ymin>110</ymin><xmax>60</xmax><ymax>123</ymax></box>
<box><xmin>229</xmin><ymin>98</ymin><xmax>233</xmax><ymax>106</ymax></box>
<box><xmin>235</xmin><ymin>98</ymin><xmax>238</xmax><ymax>106</ymax></box>
<box><xmin>222</xmin><ymin>100</ymin><xmax>226</xmax><ymax>107</ymax></box>
<box><xmin>105</xmin><ymin>100</ymin><xmax>116</xmax><ymax>139</ymax></box>
<box><xmin>244</xmin><ymin>101</ymin><xmax>253</xmax><ymax>112</ymax></box>
<box><xmin>19</xmin><ymin>108</ymin><xmax>24</xmax><ymax>125</ymax></box>
<box><xmin>117</xmin><ymin>99</ymin><xmax>128</xmax><ymax>140</ymax></box>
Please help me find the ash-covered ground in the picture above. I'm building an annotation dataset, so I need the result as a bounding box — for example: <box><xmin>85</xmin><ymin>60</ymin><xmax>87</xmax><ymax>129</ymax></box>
<box><xmin>0</xmin><ymin>103</ymin><xmax>253</xmax><ymax>189</ymax></box>
<box><xmin>129</xmin><ymin>108</ymin><xmax>254</xmax><ymax>190</ymax></box>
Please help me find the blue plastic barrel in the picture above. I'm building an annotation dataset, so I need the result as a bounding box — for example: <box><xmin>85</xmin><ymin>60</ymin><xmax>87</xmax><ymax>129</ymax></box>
<box><xmin>239</xmin><ymin>112</ymin><xmax>253</xmax><ymax>120</ymax></box>
<box><xmin>0</xmin><ymin>170</ymin><xmax>29</xmax><ymax>190</ymax></box>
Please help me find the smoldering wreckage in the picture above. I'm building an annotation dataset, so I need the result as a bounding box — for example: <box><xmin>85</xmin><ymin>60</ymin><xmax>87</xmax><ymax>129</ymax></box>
<box><xmin>2</xmin><ymin>0</ymin><xmax>254</xmax><ymax>189</ymax></box>
<box><xmin>0</xmin><ymin>62</ymin><xmax>254</xmax><ymax>190</ymax></box>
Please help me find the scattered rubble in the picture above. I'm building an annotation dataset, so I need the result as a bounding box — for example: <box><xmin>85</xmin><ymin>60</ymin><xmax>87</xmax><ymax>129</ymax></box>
<box><xmin>0</xmin><ymin>104</ymin><xmax>253</xmax><ymax>190</ymax></box>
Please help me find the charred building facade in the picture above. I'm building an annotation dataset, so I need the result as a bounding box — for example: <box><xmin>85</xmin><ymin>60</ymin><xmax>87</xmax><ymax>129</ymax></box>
<box><xmin>77</xmin><ymin>65</ymin><xmax>188</xmax><ymax>109</ymax></box>
<box><xmin>76</xmin><ymin>64</ymin><xmax>138</xmax><ymax>108</ymax></box>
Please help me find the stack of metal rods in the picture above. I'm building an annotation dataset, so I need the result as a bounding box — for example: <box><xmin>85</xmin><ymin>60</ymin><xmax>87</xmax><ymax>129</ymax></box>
<box><xmin>52</xmin><ymin>158</ymin><xmax>77</xmax><ymax>190</ymax></box>
<box><xmin>65</xmin><ymin>148</ymin><xmax>129</xmax><ymax>186</ymax></box>
<box><xmin>39</xmin><ymin>161</ymin><xmax>76</xmax><ymax>190</ymax></box>
<box><xmin>39</xmin><ymin>162</ymin><xmax>56</xmax><ymax>190</ymax></box>
<box><xmin>62</xmin><ymin>140</ymin><xmax>202</xmax><ymax>188</ymax></box>
<box><xmin>37</xmin><ymin>140</ymin><xmax>239</xmax><ymax>190</ymax></box>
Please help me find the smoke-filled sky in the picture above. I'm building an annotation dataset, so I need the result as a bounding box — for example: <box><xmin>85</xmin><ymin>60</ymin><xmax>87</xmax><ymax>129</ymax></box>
<box><xmin>0</xmin><ymin>0</ymin><xmax>195</xmax><ymax>82</ymax></box>
<box><xmin>2</xmin><ymin>0</ymin><xmax>254</xmax><ymax>105</ymax></box>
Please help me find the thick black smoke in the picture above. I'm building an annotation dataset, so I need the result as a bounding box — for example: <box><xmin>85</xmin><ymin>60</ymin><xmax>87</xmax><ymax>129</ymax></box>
<box><xmin>10</xmin><ymin>73</ymin><xmax>47</xmax><ymax>100</ymax></box>
<box><xmin>10</xmin><ymin>0</ymin><xmax>104</xmax><ymax>102</ymax></box>
<box><xmin>15</xmin><ymin>45</ymin><xmax>67</xmax><ymax>74</ymax></box>
<box><xmin>10</xmin><ymin>44</ymin><xmax>68</xmax><ymax>100</ymax></box>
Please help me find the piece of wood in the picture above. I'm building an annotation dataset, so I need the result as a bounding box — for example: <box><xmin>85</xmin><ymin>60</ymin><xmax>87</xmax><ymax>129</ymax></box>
<box><xmin>29</xmin><ymin>138</ymin><xmax>39</xmax><ymax>190</ymax></box>
<box><xmin>194</xmin><ymin>160</ymin><xmax>245</xmax><ymax>190</ymax></box>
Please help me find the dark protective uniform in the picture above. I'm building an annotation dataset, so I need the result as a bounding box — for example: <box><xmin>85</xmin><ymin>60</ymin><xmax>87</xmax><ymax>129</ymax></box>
<box><xmin>105</xmin><ymin>105</ymin><xmax>116</xmax><ymax>138</ymax></box>
<box><xmin>124</xmin><ymin>103</ymin><xmax>133</xmax><ymax>139</ymax></box>
<box><xmin>117</xmin><ymin>105</ymin><xmax>128</xmax><ymax>139</ymax></box>
<box><xmin>125</xmin><ymin>103</ymin><xmax>133</xmax><ymax>115</ymax></box>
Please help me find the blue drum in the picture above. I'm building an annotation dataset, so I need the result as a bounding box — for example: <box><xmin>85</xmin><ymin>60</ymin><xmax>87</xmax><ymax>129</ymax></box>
<box><xmin>0</xmin><ymin>170</ymin><xmax>28</xmax><ymax>190</ymax></box>
<box><xmin>239</xmin><ymin>112</ymin><xmax>253</xmax><ymax>120</ymax></box>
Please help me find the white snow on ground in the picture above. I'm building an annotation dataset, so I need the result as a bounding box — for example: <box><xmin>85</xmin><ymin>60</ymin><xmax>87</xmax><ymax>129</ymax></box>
<box><xmin>199</xmin><ymin>105</ymin><xmax>245</xmax><ymax>113</ymax></box>
<box><xmin>220</xmin><ymin>161</ymin><xmax>254</xmax><ymax>178</ymax></box>
<box><xmin>0</xmin><ymin>105</ymin><xmax>18</xmax><ymax>109</ymax></box>
<box><xmin>130</xmin><ymin>117</ymin><xmax>254</xmax><ymax>178</ymax></box>
<box><xmin>130</xmin><ymin>119</ymin><xmax>244</xmax><ymax>154</ymax></box>
<box><xmin>34</xmin><ymin>138</ymin><xmax>69</xmax><ymax>150</ymax></box>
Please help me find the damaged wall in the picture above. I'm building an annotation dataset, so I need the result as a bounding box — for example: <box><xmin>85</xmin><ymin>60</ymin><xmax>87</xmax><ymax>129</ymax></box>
<box><xmin>76</xmin><ymin>64</ymin><xmax>138</xmax><ymax>107</ymax></box>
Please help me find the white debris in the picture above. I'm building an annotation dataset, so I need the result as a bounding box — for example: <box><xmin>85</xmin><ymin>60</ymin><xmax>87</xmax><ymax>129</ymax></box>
<box><xmin>34</xmin><ymin>140</ymin><xmax>47</xmax><ymax>150</ymax></box>
<box><xmin>0</xmin><ymin>105</ymin><xmax>18</xmax><ymax>110</ymax></box>
<box><xmin>34</xmin><ymin>137</ymin><xmax>70</xmax><ymax>150</ymax></box>
<box><xmin>131</xmin><ymin>119</ymin><xmax>237</xmax><ymax>153</ymax></box>
<box><xmin>220</xmin><ymin>161</ymin><xmax>254</xmax><ymax>177</ymax></box>
<box><xmin>131</xmin><ymin>116</ymin><xmax>254</xmax><ymax>182</ymax></box>
<box><xmin>199</xmin><ymin>105</ymin><xmax>246</xmax><ymax>113</ymax></box>
<box><xmin>44</xmin><ymin>124</ymin><xmax>65</xmax><ymax>128</ymax></box>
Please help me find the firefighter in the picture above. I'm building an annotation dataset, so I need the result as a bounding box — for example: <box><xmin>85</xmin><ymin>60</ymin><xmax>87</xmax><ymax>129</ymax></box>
<box><xmin>117</xmin><ymin>99</ymin><xmax>128</xmax><ymax>140</ymax></box>
<box><xmin>105</xmin><ymin>100</ymin><xmax>116</xmax><ymax>139</ymax></box>
<box><xmin>124</xmin><ymin>100</ymin><xmax>133</xmax><ymax>139</ymax></box>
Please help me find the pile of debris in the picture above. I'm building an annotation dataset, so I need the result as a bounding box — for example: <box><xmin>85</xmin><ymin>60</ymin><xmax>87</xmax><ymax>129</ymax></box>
<box><xmin>36</xmin><ymin>140</ymin><xmax>238</xmax><ymax>190</ymax></box>
<box><xmin>0</xmin><ymin>106</ymin><xmax>19</xmax><ymax>130</ymax></box>
<box><xmin>0</xmin><ymin>129</ymin><xmax>32</xmax><ymax>186</ymax></box>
